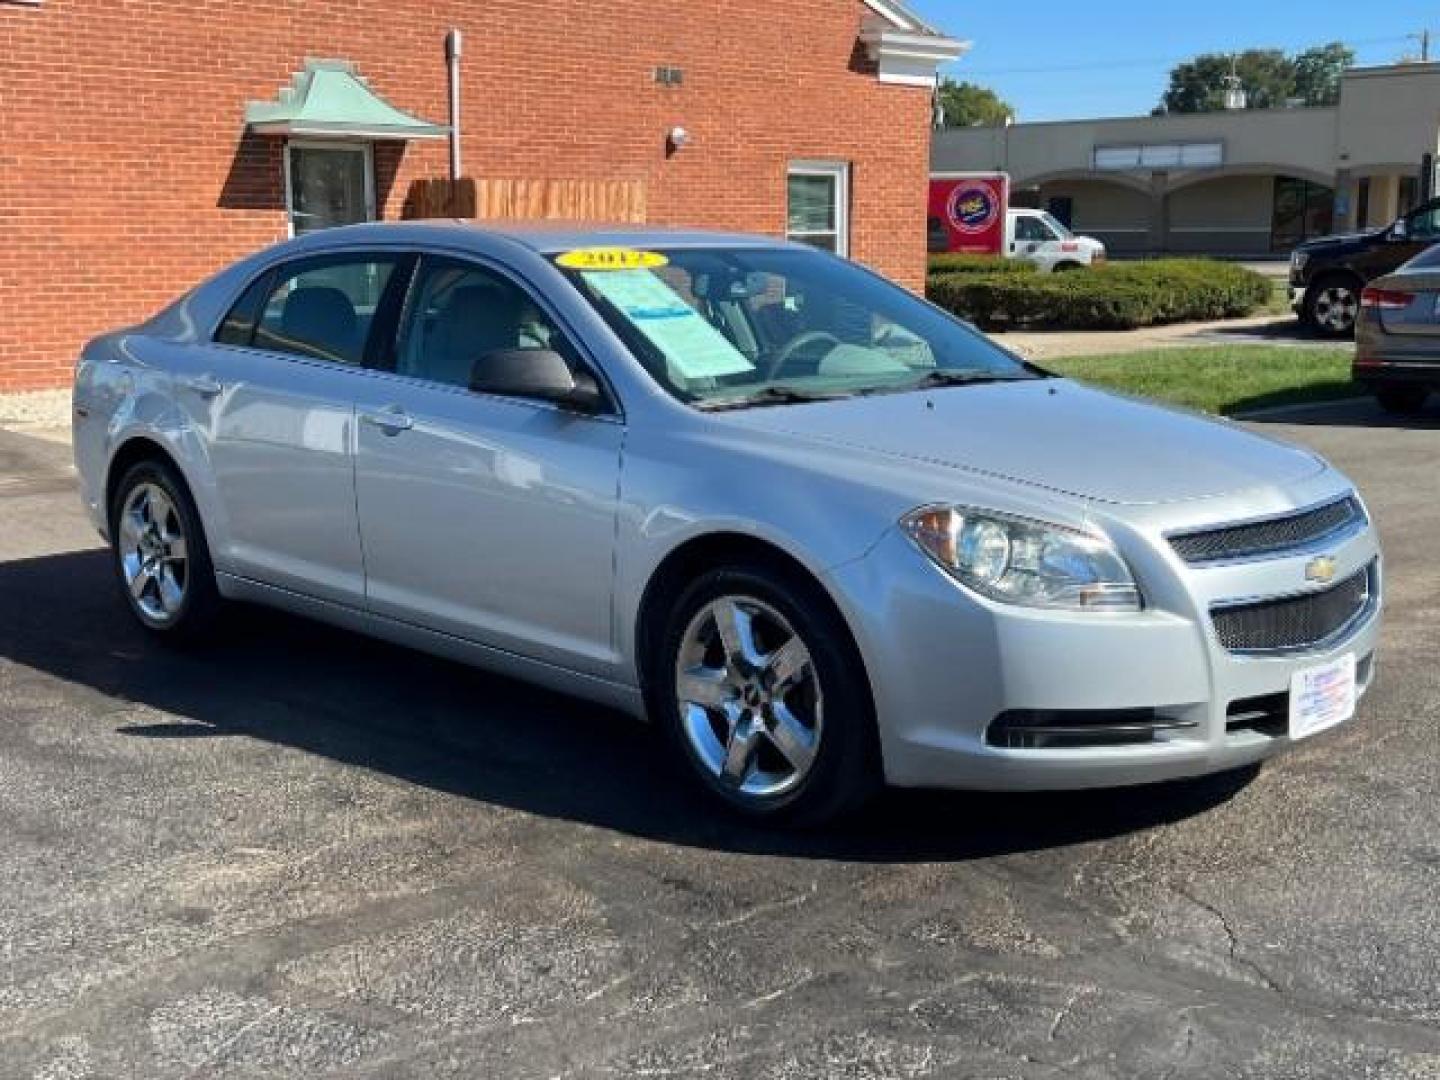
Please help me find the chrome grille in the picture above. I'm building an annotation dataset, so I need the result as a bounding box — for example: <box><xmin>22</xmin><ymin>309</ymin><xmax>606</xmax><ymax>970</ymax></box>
<box><xmin>1170</xmin><ymin>496</ymin><xmax>1364</xmax><ymax>564</ymax></box>
<box><xmin>1211</xmin><ymin>562</ymin><xmax>1374</xmax><ymax>653</ymax></box>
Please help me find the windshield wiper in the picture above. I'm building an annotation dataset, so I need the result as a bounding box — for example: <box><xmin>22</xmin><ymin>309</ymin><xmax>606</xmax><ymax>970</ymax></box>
<box><xmin>696</xmin><ymin>385</ymin><xmax>851</xmax><ymax>411</ymax></box>
<box><xmin>904</xmin><ymin>370</ymin><xmax>1032</xmax><ymax>390</ymax></box>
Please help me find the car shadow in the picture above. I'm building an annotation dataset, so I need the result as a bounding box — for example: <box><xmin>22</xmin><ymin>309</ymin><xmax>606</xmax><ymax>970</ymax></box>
<box><xmin>0</xmin><ymin>548</ymin><xmax>1257</xmax><ymax>863</ymax></box>
<box><xmin>1193</xmin><ymin>317</ymin><xmax>1332</xmax><ymax>345</ymax></box>
<box><xmin>1236</xmin><ymin>395</ymin><xmax>1440</xmax><ymax>429</ymax></box>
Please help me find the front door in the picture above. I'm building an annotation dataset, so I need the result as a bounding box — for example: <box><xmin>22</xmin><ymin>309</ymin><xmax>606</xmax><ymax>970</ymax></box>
<box><xmin>353</xmin><ymin>254</ymin><xmax>624</xmax><ymax>676</ymax></box>
<box><xmin>286</xmin><ymin>142</ymin><xmax>374</xmax><ymax>236</ymax></box>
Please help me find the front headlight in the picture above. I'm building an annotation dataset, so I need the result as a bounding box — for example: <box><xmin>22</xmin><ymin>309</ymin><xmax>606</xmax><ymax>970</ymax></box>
<box><xmin>900</xmin><ymin>506</ymin><xmax>1141</xmax><ymax>612</ymax></box>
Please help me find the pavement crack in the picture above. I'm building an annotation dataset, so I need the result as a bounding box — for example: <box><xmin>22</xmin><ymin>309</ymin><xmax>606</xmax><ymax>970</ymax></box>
<box><xmin>1047</xmin><ymin>985</ymin><xmax>1094</xmax><ymax>1042</ymax></box>
<box><xmin>1172</xmin><ymin>886</ymin><xmax>1282</xmax><ymax>993</ymax></box>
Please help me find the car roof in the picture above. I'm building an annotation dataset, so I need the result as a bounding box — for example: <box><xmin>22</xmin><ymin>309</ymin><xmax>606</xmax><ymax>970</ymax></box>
<box><xmin>280</xmin><ymin>219</ymin><xmax>785</xmax><ymax>256</ymax></box>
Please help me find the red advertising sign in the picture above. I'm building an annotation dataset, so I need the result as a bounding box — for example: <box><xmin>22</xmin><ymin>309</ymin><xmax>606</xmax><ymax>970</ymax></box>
<box><xmin>928</xmin><ymin>173</ymin><xmax>1009</xmax><ymax>255</ymax></box>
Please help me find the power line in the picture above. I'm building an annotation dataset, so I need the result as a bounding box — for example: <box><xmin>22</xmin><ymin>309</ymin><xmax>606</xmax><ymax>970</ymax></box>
<box><xmin>959</xmin><ymin>35</ymin><xmax>1413</xmax><ymax>77</ymax></box>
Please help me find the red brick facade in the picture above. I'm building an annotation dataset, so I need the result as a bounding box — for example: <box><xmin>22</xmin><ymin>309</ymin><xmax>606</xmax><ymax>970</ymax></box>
<box><xmin>0</xmin><ymin>0</ymin><xmax>935</xmax><ymax>392</ymax></box>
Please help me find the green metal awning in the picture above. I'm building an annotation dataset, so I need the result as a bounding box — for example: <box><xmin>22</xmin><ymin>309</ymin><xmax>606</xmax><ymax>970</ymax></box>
<box><xmin>246</xmin><ymin>59</ymin><xmax>448</xmax><ymax>140</ymax></box>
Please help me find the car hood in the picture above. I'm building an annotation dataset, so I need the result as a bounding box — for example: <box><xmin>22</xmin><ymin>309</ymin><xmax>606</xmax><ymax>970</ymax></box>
<box><xmin>720</xmin><ymin>380</ymin><xmax>1325</xmax><ymax>506</ymax></box>
<box><xmin>1296</xmin><ymin>229</ymin><xmax>1382</xmax><ymax>255</ymax></box>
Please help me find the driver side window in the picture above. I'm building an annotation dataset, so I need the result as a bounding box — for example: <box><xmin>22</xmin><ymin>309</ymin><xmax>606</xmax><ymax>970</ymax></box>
<box><xmin>1406</xmin><ymin>204</ymin><xmax>1440</xmax><ymax>240</ymax></box>
<box><xmin>1015</xmin><ymin>217</ymin><xmax>1050</xmax><ymax>242</ymax></box>
<box><xmin>396</xmin><ymin>257</ymin><xmax>574</xmax><ymax>390</ymax></box>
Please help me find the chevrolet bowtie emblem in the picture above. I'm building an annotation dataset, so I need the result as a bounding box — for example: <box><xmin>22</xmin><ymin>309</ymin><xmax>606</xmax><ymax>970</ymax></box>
<box><xmin>1305</xmin><ymin>555</ymin><xmax>1338</xmax><ymax>584</ymax></box>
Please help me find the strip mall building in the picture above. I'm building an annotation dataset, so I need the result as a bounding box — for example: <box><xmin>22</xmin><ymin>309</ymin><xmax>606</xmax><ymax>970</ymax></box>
<box><xmin>0</xmin><ymin>0</ymin><xmax>963</xmax><ymax>393</ymax></box>
<box><xmin>933</xmin><ymin>62</ymin><xmax>1440</xmax><ymax>258</ymax></box>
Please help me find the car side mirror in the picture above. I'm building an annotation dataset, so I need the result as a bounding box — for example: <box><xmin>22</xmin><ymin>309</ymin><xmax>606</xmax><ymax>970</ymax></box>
<box><xmin>1390</xmin><ymin>218</ymin><xmax>1408</xmax><ymax>240</ymax></box>
<box><xmin>469</xmin><ymin>348</ymin><xmax>603</xmax><ymax>412</ymax></box>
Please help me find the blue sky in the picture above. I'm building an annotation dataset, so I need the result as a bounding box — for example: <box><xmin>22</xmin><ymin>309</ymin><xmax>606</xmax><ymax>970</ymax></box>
<box><xmin>909</xmin><ymin>0</ymin><xmax>1440</xmax><ymax>121</ymax></box>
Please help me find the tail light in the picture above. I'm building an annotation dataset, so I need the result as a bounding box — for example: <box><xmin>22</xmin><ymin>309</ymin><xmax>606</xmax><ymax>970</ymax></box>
<box><xmin>1360</xmin><ymin>287</ymin><xmax>1415</xmax><ymax>310</ymax></box>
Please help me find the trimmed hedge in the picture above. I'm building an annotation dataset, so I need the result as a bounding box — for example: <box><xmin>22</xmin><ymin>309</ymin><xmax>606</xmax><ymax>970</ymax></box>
<box><xmin>926</xmin><ymin>253</ymin><xmax>1036</xmax><ymax>276</ymax></box>
<box><xmin>926</xmin><ymin>258</ymin><xmax>1271</xmax><ymax>331</ymax></box>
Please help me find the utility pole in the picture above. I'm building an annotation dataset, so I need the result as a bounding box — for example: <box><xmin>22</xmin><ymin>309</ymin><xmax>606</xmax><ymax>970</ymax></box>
<box><xmin>1408</xmin><ymin>29</ymin><xmax>1431</xmax><ymax>62</ymax></box>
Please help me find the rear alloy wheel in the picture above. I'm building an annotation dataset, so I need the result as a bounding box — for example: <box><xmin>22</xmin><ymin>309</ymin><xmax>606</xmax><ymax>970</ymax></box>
<box><xmin>1374</xmin><ymin>384</ymin><xmax>1431</xmax><ymax>415</ymax></box>
<box><xmin>110</xmin><ymin>460</ymin><xmax>222</xmax><ymax>640</ymax></box>
<box><xmin>658</xmin><ymin>566</ymin><xmax>879</xmax><ymax>825</ymax></box>
<box><xmin>1305</xmin><ymin>277</ymin><xmax>1361</xmax><ymax>337</ymax></box>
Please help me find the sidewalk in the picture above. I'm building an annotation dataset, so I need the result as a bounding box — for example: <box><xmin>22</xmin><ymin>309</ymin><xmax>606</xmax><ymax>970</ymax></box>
<box><xmin>991</xmin><ymin>314</ymin><xmax>1316</xmax><ymax>361</ymax></box>
<box><xmin>0</xmin><ymin>389</ymin><xmax>72</xmax><ymax>444</ymax></box>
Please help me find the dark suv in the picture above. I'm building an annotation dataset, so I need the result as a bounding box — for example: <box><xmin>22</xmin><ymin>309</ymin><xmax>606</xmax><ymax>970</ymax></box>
<box><xmin>1291</xmin><ymin>198</ymin><xmax>1440</xmax><ymax>337</ymax></box>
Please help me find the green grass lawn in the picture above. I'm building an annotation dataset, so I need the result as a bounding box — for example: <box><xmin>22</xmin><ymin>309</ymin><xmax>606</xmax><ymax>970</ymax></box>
<box><xmin>1042</xmin><ymin>345</ymin><xmax>1359</xmax><ymax>416</ymax></box>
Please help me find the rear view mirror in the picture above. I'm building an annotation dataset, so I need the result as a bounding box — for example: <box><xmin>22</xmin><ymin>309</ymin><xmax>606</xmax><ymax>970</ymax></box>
<box><xmin>469</xmin><ymin>349</ymin><xmax>603</xmax><ymax>412</ymax></box>
<box><xmin>693</xmin><ymin>271</ymin><xmax>768</xmax><ymax>302</ymax></box>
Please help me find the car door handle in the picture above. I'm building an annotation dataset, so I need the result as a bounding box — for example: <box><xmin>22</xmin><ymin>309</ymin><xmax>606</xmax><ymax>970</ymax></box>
<box><xmin>180</xmin><ymin>373</ymin><xmax>224</xmax><ymax>397</ymax></box>
<box><xmin>359</xmin><ymin>407</ymin><xmax>414</xmax><ymax>434</ymax></box>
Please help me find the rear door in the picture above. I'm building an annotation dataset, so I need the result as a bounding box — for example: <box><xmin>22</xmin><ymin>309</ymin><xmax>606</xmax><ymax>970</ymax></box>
<box><xmin>173</xmin><ymin>251</ymin><xmax>410</xmax><ymax>605</ymax></box>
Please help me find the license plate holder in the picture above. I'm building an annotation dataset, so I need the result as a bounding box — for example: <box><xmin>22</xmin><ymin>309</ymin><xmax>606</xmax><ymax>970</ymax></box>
<box><xmin>1289</xmin><ymin>653</ymin><xmax>1356</xmax><ymax>740</ymax></box>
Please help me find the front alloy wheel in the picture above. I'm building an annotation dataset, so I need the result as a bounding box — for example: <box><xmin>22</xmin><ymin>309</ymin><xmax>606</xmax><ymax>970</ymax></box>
<box><xmin>657</xmin><ymin>565</ymin><xmax>879</xmax><ymax>825</ymax></box>
<box><xmin>676</xmin><ymin>596</ymin><xmax>823</xmax><ymax>799</ymax></box>
<box><xmin>1307</xmin><ymin>280</ymin><xmax>1360</xmax><ymax>337</ymax></box>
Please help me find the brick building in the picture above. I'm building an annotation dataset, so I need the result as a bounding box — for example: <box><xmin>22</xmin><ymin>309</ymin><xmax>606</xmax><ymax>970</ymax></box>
<box><xmin>0</xmin><ymin>0</ymin><xmax>963</xmax><ymax>392</ymax></box>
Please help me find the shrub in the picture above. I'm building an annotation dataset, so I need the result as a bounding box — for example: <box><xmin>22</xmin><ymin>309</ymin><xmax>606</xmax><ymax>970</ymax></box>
<box><xmin>926</xmin><ymin>253</ymin><xmax>1036</xmax><ymax>276</ymax></box>
<box><xmin>925</xmin><ymin>258</ymin><xmax>1271</xmax><ymax>331</ymax></box>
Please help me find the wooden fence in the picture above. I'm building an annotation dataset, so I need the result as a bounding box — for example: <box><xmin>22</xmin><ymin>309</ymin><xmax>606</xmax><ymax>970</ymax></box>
<box><xmin>403</xmin><ymin>177</ymin><xmax>647</xmax><ymax>224</ymax></box>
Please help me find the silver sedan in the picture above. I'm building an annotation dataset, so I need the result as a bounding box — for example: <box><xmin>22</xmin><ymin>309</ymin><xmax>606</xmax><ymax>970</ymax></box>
<box><xmin>73</xmin><ymin>223</ymin><xmax>1382</xmax><ymax>824</ymax></box>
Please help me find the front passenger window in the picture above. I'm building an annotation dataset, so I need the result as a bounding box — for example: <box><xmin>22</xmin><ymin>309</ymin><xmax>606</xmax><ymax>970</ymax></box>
<box><xmin>396</xmin><ymin>258</ymin><xmax>577</xmax><ymax>391</ymax></box>
<box><xmin>1407</xmin><ymin>206</ymin><xmax>1440</xmax><ymax>240</ymax></box>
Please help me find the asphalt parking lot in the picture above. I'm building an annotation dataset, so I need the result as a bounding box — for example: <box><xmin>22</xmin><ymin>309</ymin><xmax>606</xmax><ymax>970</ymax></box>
<box><xmin>1</xmin><ymin>400</ymin><xmax>1437</xmax><ymax>1079</ymax></box>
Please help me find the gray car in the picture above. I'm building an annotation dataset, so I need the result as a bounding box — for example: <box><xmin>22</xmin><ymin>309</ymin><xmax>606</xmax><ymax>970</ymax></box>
<box><xmin>73</xmin><ymin>222</ymin><xmax>1382</xmax><ymax>824</ymax></box>
<box><xmin>1354</xmin><ymin>245</ymin><xmax>1440</xmax><ymax>415</ymax></box>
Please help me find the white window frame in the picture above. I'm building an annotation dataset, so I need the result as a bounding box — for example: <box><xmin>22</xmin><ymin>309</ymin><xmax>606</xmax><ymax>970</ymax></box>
<box><xmin>786</xmin><ymin>160</ymin><xmax>851</xmax><ymax>258</ymax></box>
<box><xmin>282</xmin><ymin>140</ymin><xmax>377</xmax><ymax>238</ymax></box>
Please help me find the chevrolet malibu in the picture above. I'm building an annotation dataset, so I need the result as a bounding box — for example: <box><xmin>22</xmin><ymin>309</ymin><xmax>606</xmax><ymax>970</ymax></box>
<box><xmin>73</xmin><ymin>223</ymin><xmax>1382</xmax><ymax>825</ymax></box>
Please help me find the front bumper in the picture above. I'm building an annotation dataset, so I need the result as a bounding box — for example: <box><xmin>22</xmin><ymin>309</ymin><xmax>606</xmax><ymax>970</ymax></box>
<box><xmin>1289</xmin><ymin>284</ymin><xmax>1305</xmax><ymax>313</ymax></box>
<box><xmin>825</xmin><ymin>483</ymin><xmax>1381</xmax><ymax>791</ymax></box>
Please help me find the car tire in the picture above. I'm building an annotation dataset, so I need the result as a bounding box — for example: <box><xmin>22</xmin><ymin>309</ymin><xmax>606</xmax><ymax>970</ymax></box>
<box><xmin>655</xmin><ymin>563</ymin><xmax>881</xmax><ymax>827</ymax></box>
<box><xmin>109</xmin><ymin>458</ymin><xmax>223</xmax><ymax>643</ymax></box>
<box><xmin>1052</xmin><ymin>261</ymin><xmax>1084</xmax><ymax>273</ymax></box>
<box><xmin>1374</xmin><ymin>384</ymin><xmax>1430</xmax><ymax>415</ymax></box>
<box><xmin>1304</xmin><ymin>274</ymin><xmax>1362</xmax><ymax>338</ymax></box>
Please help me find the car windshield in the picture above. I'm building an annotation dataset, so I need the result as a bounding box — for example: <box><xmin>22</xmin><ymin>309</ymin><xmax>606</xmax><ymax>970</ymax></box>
<box><xmin>1040</xmin><ymin>212</ymin><xmax>1074</xmax><ymax>239</ymax></box>
<box><xmin>554</xmin><ymin>246</ymin><xmax>1038</xmax><ymax>408</ymax></box>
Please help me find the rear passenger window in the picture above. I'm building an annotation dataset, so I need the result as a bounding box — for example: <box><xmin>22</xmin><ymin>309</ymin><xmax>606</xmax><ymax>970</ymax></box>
<box><xmin>215</xmin><ymin>272</ymin><xmax>273</xmax><ymax>346</ymax></box>
<box><xmin>251</xmin><ymin>256</ymin><xmax>399</xmax><ymax>364</ymax></box>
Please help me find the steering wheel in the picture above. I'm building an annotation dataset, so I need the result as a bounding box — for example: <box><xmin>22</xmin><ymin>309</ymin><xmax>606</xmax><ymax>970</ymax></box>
<box><xmin>766</xmin><ymin>331</ymin><xmax>843</xmax><ymax>380</ymax></box>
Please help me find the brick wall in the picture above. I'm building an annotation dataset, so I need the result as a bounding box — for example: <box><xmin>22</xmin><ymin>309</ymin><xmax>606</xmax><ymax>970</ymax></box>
<box><xmin>0</xmin><ymin>0</ymin><xmax>932</xmax><ymax>392</ymax></box>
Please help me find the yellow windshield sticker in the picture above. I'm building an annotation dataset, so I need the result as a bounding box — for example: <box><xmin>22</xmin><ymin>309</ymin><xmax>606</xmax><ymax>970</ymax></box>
<box><xmin>556</xmin><ymin>247</ymin><xmax>669</xmax><ymax>271</ymax></box>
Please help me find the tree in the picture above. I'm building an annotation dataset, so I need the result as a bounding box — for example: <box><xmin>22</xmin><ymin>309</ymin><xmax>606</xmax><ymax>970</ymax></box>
<box><xmin>1160</xmin><ymin>49</ymin><xmax>1294</xmax><ymax>113</ymax></box>
<box><xmin>1157</xmin><ymin>42</ymin><xmax>1354</xmax><ymax>114</ymax></box>
<box><xmin>1291</xmin><ymin>42</ymin><xmax>1356</xmax><ymax>107</ymax></box>
<box><xmin>936</xmin><ymin>79</ymin><xmax>1015</xmax><ymax>128</ymax></box>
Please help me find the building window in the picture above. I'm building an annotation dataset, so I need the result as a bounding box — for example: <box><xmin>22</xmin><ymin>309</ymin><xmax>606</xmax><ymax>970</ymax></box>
<box><xmin>1093</xmin><ymin>142</ymin><xmax>1223</xmax><ymax>171</ymax></box>
<box><xmin>787</xmin><ymin>162</ymin><xmax>850</xmax><ymax>256</ymax></box>
<box><xmin>284</xmin><ymin>142</ymin><xmax>376</xmax><ymax>237</ymax></box>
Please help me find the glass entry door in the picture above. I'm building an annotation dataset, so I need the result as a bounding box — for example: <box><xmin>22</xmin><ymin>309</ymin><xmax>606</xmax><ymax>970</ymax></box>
<box><xmin>286</xmin><ymin>143</ymin><xmax>375</xmax><ymax>236</ymax></box>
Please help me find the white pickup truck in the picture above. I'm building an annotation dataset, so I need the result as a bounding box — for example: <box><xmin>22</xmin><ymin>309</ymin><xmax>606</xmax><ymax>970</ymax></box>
<box><xmin>1005</xmin><ymin>209</ymin><xmax>1107</xmax><ymax>272</ymax></box>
